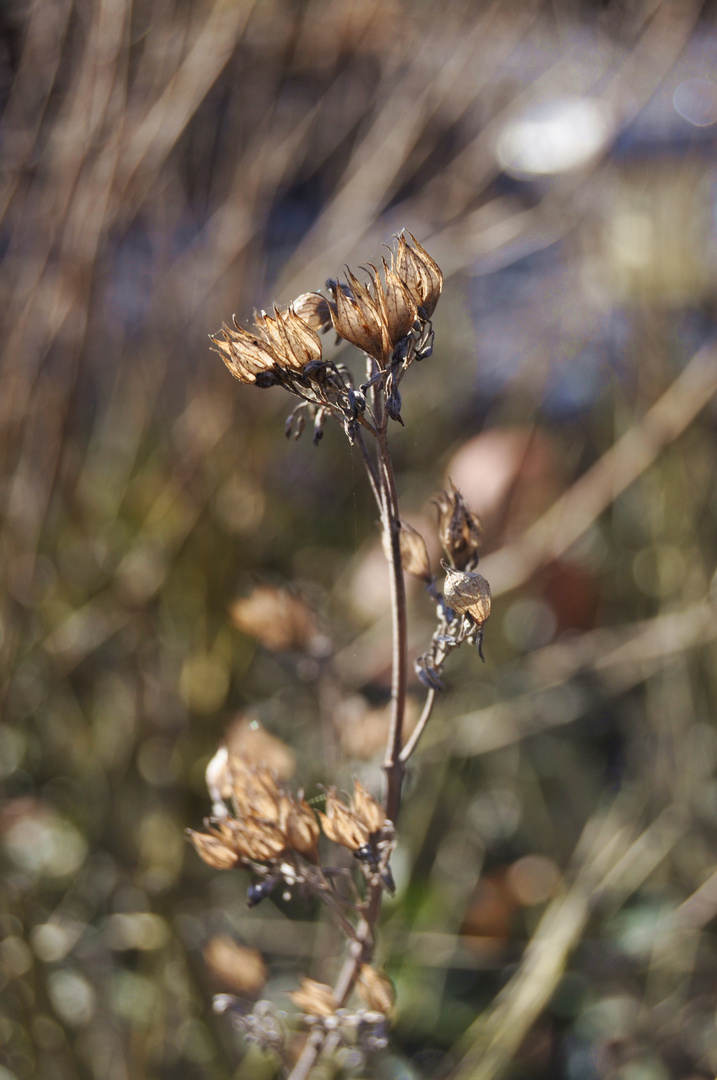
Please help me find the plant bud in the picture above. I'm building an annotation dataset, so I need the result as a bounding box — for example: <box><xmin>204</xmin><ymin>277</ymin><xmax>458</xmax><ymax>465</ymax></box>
<box><xmin>398</xmin><ymin>520</ymin><xmax>431</xmax><ymax>582</ymax></box>
<box><xmin>357</xmin><ymin>965</ymin><xmax>395</xmax><ymax>1017</ymax></box>
<box><xmin>442</xmin><ymin>563</ymin><xmax>491</xmax><ymax>625</ymax></box>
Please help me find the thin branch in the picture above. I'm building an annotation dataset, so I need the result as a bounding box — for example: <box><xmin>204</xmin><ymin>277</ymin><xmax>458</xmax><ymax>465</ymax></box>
<box><xmin>400</xmin><ymin>687</ymin><xmax>436</xmax><ymax>764</ymax></box>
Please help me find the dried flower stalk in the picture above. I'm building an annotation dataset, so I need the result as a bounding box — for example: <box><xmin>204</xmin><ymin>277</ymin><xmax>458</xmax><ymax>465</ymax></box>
<box><xmin>196</xmin><ymin>233</ymin><xmax>489</xmax><ymax>1077</ymax></box>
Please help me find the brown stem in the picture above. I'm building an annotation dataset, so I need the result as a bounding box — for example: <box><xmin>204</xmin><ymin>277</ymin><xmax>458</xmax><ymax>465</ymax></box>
<box><xmin>400</xmin><ymin>687</ymin><xmax>436</xmax><ymax>764</ymax></box>
<box><xmin>376</xmin><ymin>426</ymin><xmax>407</xmax><ymax>824</ymax></box>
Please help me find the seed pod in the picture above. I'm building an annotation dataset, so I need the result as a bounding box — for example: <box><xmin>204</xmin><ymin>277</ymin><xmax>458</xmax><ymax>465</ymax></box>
<box><xmin>350</xmin><ymin>779</ymin><xmax>385</xmax><ymax>835</ymax></box>
<box><xmin>187</xmin><ymin>829</ymin><xmax>241</xmax><ymax>870</ymax></box>
<box><xmin>357</xmin><ymin>965</ymin><xmax>395</xmax><ymax>1017</ymax></box>
<box><xmin>442</xmin><ymin>563</ymin><xmax>491</xmax><ymax>625</ymax></box>
<box><xmin>398</xmin><ymin>520</ymin><xmax>431</xmax><ymax>582</ymax></box>
<box><xmin>291</xmin><ymin>292</ymin><xmax>332</xmax><ymax>333</ymax></box>
<box><xmin>393</xmin><ymin>232</ymin><xmax>443</xmax><ymax>318</ymax></box>
<box><xmin>433</xmin><ymin>480</ymin><xmax>483</xmax><ymax>570</ymax></box>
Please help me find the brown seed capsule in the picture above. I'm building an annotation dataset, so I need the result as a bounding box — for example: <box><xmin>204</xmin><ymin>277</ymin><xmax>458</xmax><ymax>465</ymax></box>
<box><xmin>210</xmin><ymin>321</ymin><xmax>278</xmax><ymax>384</ymax></box>
<box><xmin>350</xmin><ymin>779</ymin><xmax>385</xmax><ymax>835</ymax></box>
<box><xmin>433</xmin><ymin>480</ymin><xmax>483</xmax><ymax>571</ymax></box>
<box><xmin>357</xmin><ymin>965</ymin><xmax>395</xmax><ymax>1017</ymax></box>
<box><xmin>397</xmin><ymin>520</ymin><xmax>431</xmax><ymax>582</ymax></box>
<box><xmin>393</xmin><ymin>232</ymin><xmax>443</xmax><ymax>318</ymax></box>
<box><xmin>329</xmin><ymin>266</ymin><xmax>387</xmax><ymax>361</ymax></box>
<box><xmin>289</xmin><ymin>977</ymin><xmax>337</xmax><ymax>1017</ymax></box>
<box><xmin>187</xmin><ymin>829</ymin><xmax>241</xmax><ymax>870</ymax></box>
<box><xmin>279</xmin><ymin>795</ymin><xmax>320</xmax><ymax>862</ymax></box>
<box><xmin>442</xmin><ymin>563</ymin><xmax>491</xmax><ymax>625</ymax></box>
<box><xmin>291</xmin><ymin>292</ymin><xmax>333</xmax><ymax>334</ymax></box>
<box><xmin>319</xmin><ymin>789</ymin><xmax>369</xmax><ymax>851</ymax></box>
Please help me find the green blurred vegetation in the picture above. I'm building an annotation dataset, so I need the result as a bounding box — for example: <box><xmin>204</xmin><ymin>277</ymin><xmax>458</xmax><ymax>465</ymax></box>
<box><xmin>3</xmin><ymin>0</ymin><xmax>717</xmax><ymax>1078</ymax></box>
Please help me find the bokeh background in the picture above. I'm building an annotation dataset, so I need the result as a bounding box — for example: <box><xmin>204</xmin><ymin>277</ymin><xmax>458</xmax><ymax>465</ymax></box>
<box><xmin>3</xmin><ymin>0</ymin><xmax>717</xmax><ymax>1077</ymax></box>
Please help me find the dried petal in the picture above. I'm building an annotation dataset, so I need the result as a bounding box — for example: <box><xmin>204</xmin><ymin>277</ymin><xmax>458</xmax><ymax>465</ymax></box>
<box><xmin>357</xmin><ymin>965</ymin><xmax>395</xmax><ymax>1016</ymax></box>
<box><xmin>290</xmin><ymin>977</ymin><xmax>337</xmax><ymax>1017</ymax></box>
<box><xmin>442</xmin><ymin>564</ymin><xmax>491</xmax><ymax>625</ymax></box>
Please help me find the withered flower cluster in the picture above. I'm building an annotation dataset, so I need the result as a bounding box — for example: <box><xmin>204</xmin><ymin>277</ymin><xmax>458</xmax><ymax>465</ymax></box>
<box><xmin>211</xmin><ymin>233</ymin><xmax>442</xmax><ymax>441</ymax></box>
<box><xmin>190</xmin><ymin>750</ymin><xmax>396</xmax><ymax>906</ymax></box>
<box><xmin>188</xmin><ymin>747</ymin><xmax>319</xmax><ymax>904</ymax></box>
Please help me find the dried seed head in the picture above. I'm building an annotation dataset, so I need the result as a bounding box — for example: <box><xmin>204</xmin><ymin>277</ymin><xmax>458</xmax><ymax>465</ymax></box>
<box><xmin>393</xmin><ymin>232</ymin><xmax>443</xmax><ymax>318</ymax></box>
<box><xmin>279</xmin><ymin>795</ymin><xmax>320</xmax><ymax>862</ymax></box>
<box><xmin>229</xmin><ymin>585</ymin><xmax>318</xmax><ymax>653</ymax></box>
<box><xmin>350</xmin><ymin>779</ymin><xmax>385</xmax><ymax>835</ymax></box>
<box><xmin>210</xmin><ymin>322</ymin><xmax>278</xmax><ymax>384</ymax></box>
<box><xmin>319</xmin><ymin>789</ymin><xmax>369</xmax><ymax>850</ymax></box>
<box><xmin>231</xmin><ymin>764</ymin><xmax>283</xmax><ymax>823</ymax></box>
<box><xmin>291</xmin><ymin>292</ymin><xmax>333</xmax><ymax>334</ymax></box>
<box><xmin>357</xmin><ymin>965</ymin><xmax>395</xmax><ymax>1017</ymax></box>
<box><xmin>255</xmin><ymin>307</ymin><xmax>323</xmax><ymax>373</ymax></box>
<box><xmin>442</xmin><ymin>563</ymin><xmax>492</xmax><ymax>625</ymax></box>
<box><xmin>329</xmin><ymin>267</ymin><xmax>386</xmax><ymax>361</ymax></box>
<box><xmin>433</xmin><ymin>480</ymin><xmax>483</xmax><ymax>570</ymax></box>
<box><xmin>290</xmin><ymin>977</ymin><xmax>337</xmax><ymax>1017</ymax></box>
<box><xmin>187</xmin><ymin>829</ymin><xmax>241</xmax><ymax>870</ymax></box>
<box><xmin>398</xmin><ymin>520</ymin><xmax>431</xmax><ymax>582</ymax></box>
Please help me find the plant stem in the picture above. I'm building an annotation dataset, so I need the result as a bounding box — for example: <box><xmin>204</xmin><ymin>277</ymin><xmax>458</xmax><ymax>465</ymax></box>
<box><xmin>376</xmin><ymin>425</ymin><xmax>407</xmax><ymax>823</ymax></box>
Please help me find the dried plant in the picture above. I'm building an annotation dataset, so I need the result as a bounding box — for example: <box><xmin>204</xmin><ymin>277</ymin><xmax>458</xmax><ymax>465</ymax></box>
<box><xmin>190</xmin><ymin>234</ymin><xmax>491</xmax><ymax>1077</ymax></box>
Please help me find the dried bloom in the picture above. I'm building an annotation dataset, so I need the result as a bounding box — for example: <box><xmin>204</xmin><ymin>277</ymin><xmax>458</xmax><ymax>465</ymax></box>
<box><xmin>320</xmin><ymin>789</ymin><xmax>369</xmax><ymax>850</ymax></box>
<box><xmin>292</xmin><ymin>292</ymin><xmax>333</xmax><ymax>334</ymax></box>
<box><xmin>230</xmin><ymin>585</ymin><xmax>318</xmax><ymax>652</ymax></box>
<box><xmin>203</xmin><ymin>937</ymin><xmax>267</xmax><ymax>996</ymax></box>
<box><xmin>351</xmin><ymin>779</ymin><xmax>385</xmax><ymax>834</ymax></box>
<box><xmin>290</xmin><ymin>977</ymin><xmax>338</xmax><ymax>1017</ymax></box>
<box><xmin>397</xmin><ymin>520</ymin><xmax>431</xmax><ymax>582</ymax></box>
<box><xmin>254</xmin><ymin>307</ymin><xmax>323</xmax><ymax>373</ymax></box>
<box><xmin>231</xmin><ymin>764</ymin><xmax>283</xmax><ymax>823</ymax></box>
<box><xmin>434</xmin><ymin>480</ymin><xmax>483</xmax><ymax>571</ymax></box>
<box><xmin>278</xmin><ymin>794</ymin><xmax>320</xmax><ymax>862</ymax></box>
<box><xmin>329</xmin><ymin>266</ymin><xmax>387</xmax><ymax>361</ymax></box>
<box><xmin>442</xmin><ymin>563</ymin><xmax>492</xmax><ymax>626</ymax></box>
<box><xmin>187</xmin><ymin>829</ymin><xmax>241</xmax><ymax>870</ymax></box>
<box><xmin>394</xmin><ymin>232</ymin><xmax>443</xmax><ymax>318</ymax></box>
<box><xmin>319</xmin><ymin>779</ymin><xmax>386</xmax><ymax>851</ymax></box>
<box><xmin>366</xmin><ymin>260</ymin><xmax>417</xmax><ymax>349</ymax></box>
<box><xmin>210</xmin><ymin>319</ymin><xmax>278</xmax><ymax>385</ymax></box>
<box><xmin>211</xmin><ymin>306</ymin><xmax>322</xmax><ymax>386</ymax></box>
<box><xmin>357</xmin><ymin>965</ymin><xmax>395</xmax><ymax>1017</ymax></box>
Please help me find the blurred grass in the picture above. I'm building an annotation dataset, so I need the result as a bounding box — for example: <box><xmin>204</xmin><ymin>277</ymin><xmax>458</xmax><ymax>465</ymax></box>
<box><xmin>3</xmin><ymin>0</ymin><xmax>717</xmax><ymax>1078</ymax></box>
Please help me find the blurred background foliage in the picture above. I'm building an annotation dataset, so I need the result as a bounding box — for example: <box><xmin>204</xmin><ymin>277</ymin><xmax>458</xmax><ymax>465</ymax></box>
<box><xmin>3</xmin><ymin>0</ymin><xmax>717</xmax><ymax>1077</ymax></box>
